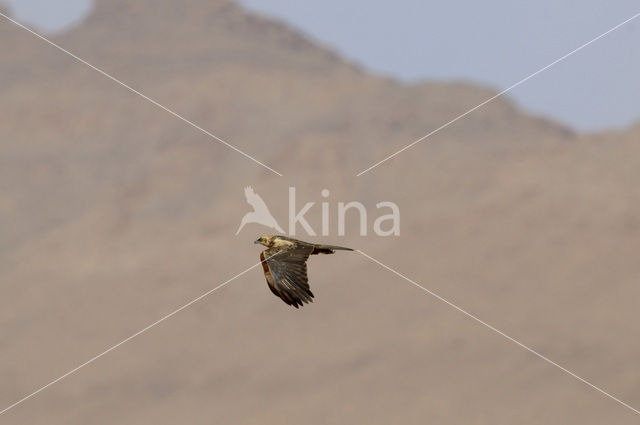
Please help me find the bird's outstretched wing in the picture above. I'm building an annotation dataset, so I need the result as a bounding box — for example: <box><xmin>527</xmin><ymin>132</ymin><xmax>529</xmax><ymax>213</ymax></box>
<box><xmin>260</xmin><ymin>246</ymin><xmax>315</xmax><ymax>308</ymax></box>
<box><xmin>244</xmin><ymin>186</ymin><xmax>271</xmax><ymax>212</ymax></box>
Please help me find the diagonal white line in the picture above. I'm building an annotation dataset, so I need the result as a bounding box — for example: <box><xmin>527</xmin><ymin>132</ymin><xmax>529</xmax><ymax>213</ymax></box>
<box><xmin>0</xmin><ymin>12</ymin><xmax>283</xmax><ymax>177</ymax></box>
<box><xmin>356</xmin><ymin>11</ymin><xmax>640</xmax><ymax>177</ymax></box>
<box><xmin>0</xmin><ymin>258</ymin><xmax>267</xmax><ymax>416</ymax></box>
<box><xmin>356</xmin><ymin>249</ymin><xmax>640</xmax><ymax>415</ymax></box>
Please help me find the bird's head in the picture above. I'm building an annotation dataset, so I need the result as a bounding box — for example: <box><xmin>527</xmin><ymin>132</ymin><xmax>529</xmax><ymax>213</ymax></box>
<box><xmin>254</xmin><ymin>235</ymin><xmax>275</xmax><ymax>247</ymax></box>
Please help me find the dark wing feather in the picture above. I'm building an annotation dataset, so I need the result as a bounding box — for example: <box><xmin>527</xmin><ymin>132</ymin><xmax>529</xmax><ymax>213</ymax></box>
<box><xmin>263</xmin><ymin>246</ymin><xmax>314</xmax><ymax>308</ymax></box>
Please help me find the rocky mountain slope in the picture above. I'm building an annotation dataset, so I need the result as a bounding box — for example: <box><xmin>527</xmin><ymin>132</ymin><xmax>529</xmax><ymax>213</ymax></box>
<box><xmin>1</xmin><ymin>1</ymin><xmax>639</xmax><ymax>424</ymax></box>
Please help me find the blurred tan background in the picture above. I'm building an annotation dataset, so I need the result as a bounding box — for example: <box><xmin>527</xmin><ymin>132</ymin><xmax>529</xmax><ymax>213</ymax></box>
<box><xmin>1</xmin><ymin>0</ymin><xmax>640</xmax><ymax>423</ymax></box>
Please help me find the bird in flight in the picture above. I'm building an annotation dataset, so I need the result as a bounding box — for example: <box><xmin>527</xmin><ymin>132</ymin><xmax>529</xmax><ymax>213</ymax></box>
<box><xmin>255</xmin><ymin>235</ymin><xmax>353</xmax><ymax>308</ymax></box>
<box><xmin>236</xmin><ymin>186</ymin><xmax>285</xmax><ymax>235</ymax></box>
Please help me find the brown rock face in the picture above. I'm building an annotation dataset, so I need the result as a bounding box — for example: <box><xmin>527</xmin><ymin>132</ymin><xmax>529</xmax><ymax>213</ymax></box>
<box><xmin>1</xmin><ymin>1</ymin><xmax>639</xmax><ymax>424</ymax></box>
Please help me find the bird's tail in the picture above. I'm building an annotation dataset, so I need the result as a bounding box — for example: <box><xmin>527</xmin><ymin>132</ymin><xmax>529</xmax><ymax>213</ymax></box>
<box><xmin>235</xmin><ymin>218</ymin><xmax>246</xmax><ymax>235</ymax></box>
<box><xmin>312</xmin><ymin>244</ymin><xmax>354</xmax><ymax>255</ymax></box>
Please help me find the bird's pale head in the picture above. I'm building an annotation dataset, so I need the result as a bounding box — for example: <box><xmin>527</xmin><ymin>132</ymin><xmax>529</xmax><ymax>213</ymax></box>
<box><xmin>254</xmin><ymin>235</ymin><xmax>276</xmax><ymax>247</ymax></box>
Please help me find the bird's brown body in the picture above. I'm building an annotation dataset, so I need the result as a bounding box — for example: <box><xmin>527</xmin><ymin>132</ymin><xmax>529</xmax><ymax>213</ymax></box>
<box><xmin>255</xmin><ymin>235</ymin><xmax>353</xmax><ymax>308</ymax></box>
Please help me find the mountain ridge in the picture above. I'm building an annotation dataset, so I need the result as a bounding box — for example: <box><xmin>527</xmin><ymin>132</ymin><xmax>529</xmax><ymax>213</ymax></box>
<box><xmin>1</xmin><ymin>1</ymin><xmax>639</xmax><ymax>424</ymax></box>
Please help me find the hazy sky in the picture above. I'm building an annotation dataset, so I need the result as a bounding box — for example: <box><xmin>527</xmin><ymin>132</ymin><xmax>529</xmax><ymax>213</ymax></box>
<box><xmin>3</xmin><ymin>0</ymin><xmax>639</xmax><ymax>132</ymax></box>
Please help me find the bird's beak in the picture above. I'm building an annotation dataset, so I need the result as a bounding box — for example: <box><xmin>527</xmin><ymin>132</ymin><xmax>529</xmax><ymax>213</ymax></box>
<box><xmin>254</xmin><ymin>239</ymin><xmax>261</xmax><ymax>244</ymax></box>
